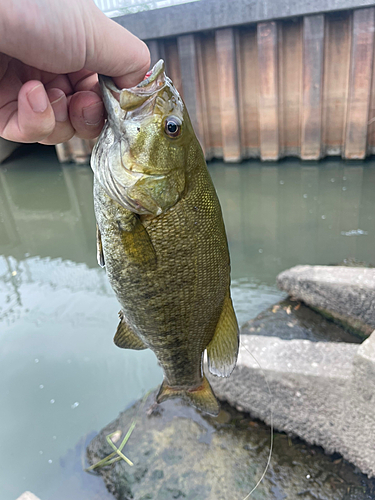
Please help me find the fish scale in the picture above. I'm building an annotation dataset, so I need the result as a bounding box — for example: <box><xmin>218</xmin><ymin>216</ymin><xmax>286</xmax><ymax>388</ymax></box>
<box><xmin>92</xmin><ymin>60</ymin><xmax>239</xmax><ymax>415</ymax></box>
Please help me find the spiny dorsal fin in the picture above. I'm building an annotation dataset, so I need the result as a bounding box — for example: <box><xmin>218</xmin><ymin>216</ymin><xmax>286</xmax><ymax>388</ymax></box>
<box><xmin>206</xmin><ymin>291</ymin><xmax>239</xmax><ymax>377</ymax></box>
<box><xmin>114</xmin><ymin>311</ymin><xmax>147</xmax><ymax>350</ymax></box>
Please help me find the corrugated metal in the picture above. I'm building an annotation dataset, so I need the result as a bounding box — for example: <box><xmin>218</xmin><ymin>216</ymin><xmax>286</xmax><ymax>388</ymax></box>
<box><xmin>57</xmin><ymin>8</ymin><xmax>375</xmax><ymax>163</ymax></box>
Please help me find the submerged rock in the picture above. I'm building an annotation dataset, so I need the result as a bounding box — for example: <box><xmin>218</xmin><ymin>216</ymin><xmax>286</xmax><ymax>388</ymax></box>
<box><xmin>241</xmin><ymin>297</ymin><xmax>362</xmax><ymax>343</ymax></box>
<box><xmin>277</xmin><ymin>265</ymin><xmax>375</xmax><ymax>337</ymax></box>
<box><xmin>86</xmin><ymin>392</ymin><xmax>375</xmax><ymax>500</ymax></box>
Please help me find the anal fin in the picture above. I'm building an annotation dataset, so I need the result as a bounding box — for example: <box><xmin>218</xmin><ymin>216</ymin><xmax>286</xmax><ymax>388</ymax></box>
<box><xmin>206</xmin><ymin>290</ymin><xmax>239</xmax><ymax>377</ymax></box>
<box><xmin>114</xmin><ymin>312</ymin><xmax>147</xmax><ymax>350</ymax></box>
<box><xmin>156</xmin><ymin>376</ymin><xmax>220</xmax><ymax>417</ymax></box>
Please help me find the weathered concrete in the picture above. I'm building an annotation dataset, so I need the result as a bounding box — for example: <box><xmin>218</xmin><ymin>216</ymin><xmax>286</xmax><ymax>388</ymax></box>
<box><xmin>209</xmin><ymin>330</ymin><xmax>375</xmax><ymax>478</ymax></box>
<box><xmin>115</xmin><ymin>0</ymin><xmax>375</xmax><ymax>40</ymax></box>
<box><xmin>277</xmin><ymin>265</ymin><xmax>375</xmax><ymax>337</ymax></box>
<box><xmin>16</xmin><ymin>493</ymin><xmax>41</xmax><ymax>500</ymax></box>
<box><xmin>86</xmin><ymin>391</ymin><xmax>375</xmax><ymax>499</ymax></box>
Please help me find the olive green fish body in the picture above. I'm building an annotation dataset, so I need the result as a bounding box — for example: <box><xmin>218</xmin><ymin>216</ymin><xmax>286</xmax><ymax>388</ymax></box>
<box><xmin>92</xmin><ymin>61</ymin><xmax>239</xmax><ymax>415</ymax></box>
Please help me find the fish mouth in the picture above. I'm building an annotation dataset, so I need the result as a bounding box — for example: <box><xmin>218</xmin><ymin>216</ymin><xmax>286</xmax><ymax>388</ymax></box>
<box><xmin>98</xmin><ymin>59</ymin><xmax>166</xmax><ymax>126</ymax></box>
<box><xmin>92</xmin><ymin>60</ymin><xmax>170</xmax><ymax>216</ymax></box>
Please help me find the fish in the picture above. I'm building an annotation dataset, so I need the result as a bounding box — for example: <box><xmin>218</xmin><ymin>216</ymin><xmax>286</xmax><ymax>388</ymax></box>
<box><xmin>91</xmin><ymin>60</ymin><xmax>239</xmax><ymax>416</ymax></box>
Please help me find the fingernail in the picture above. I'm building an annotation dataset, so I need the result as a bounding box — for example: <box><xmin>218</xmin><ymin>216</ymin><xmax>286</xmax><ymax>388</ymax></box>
<box><xmin>82</xmin><ymin>101</ymin><xmax>104</xmax><ymax>126</ymax></box>
<box><xmin>27</xmin><ymin>84</ymin><xmax>48</xmax><ymax>113</ymax></box>
<box><xmin>50</xmin><ymin>94</ymin><xmax>68</xmax><ymax>122</ymax></box>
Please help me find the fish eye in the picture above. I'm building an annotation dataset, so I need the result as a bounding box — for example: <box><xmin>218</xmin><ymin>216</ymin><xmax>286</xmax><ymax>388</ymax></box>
<box><xmin>164</xmin><ymin>116</ymin><xmax>182</xmax><ymax>138</ymax></box>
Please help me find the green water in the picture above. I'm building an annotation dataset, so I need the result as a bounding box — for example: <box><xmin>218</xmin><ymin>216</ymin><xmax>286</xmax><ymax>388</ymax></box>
<box><xmin>0</xmin><ymin>145</ymin><xmax>374</xmax><ymax>500</ymax></box>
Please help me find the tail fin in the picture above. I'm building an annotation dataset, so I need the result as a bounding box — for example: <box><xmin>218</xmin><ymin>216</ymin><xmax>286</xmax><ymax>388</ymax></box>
<box><xmin>156</xmin><ymin>376</ymin><xmax>220</xmax><ymax>417</ymax></box>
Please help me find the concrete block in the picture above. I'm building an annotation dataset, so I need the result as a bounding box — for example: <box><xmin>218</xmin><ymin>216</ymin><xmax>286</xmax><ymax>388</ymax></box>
<box><xmin>277</xmin><ymin>265</ymin><xmax>375</xmax><ymax>336</ymax></box>
<box><xmin>209</xmin><ymin>331</ymin><xmax>375</xmax><ymax>477</ymax></box>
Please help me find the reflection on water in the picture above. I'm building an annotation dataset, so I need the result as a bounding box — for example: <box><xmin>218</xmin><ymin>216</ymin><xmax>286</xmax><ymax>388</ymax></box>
<box><xmin>210</xmin><ymin>159</ymin><xmax>375</xmax><ymax>282</ymax></box>
<box><xmin>1</xmin><ymin>145</ymin><xmax>375</xmax><ymax>499</ymax></box>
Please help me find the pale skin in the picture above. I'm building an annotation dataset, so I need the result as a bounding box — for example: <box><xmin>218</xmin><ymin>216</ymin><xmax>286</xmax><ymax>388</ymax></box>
<box><xmin>0</xmin><ymin>0</ymin><xmax>150</xmax><ymax>145</ymax></box>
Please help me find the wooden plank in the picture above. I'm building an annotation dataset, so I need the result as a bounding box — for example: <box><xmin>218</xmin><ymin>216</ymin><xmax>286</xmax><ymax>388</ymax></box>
<box><xmin>236</xmin><ymin>26</ymin><xmax>260</xmax><ymax>157</ymax></box>
<box><xmin>278</xmin><ymin>19</ymin><xmax>303</xmax><ymax>157</ymax></box>
<box><xmin>301</xmin><ymin>15</ymin><xmax>324</xmax><ymax>160</ymax></box>
<box><xmin>257</xmin><ymin>22</ymin><xmax>279</xmax><ymax>161</ymax></box>
<box><xmin>215</xmin><ymin>28</ymin><xmax>242</xmax><ymax>162</ymax></box>
<box><xmin>345</xmin><ymin>7</ymin><xmax>375</xmax><ymax>159</ymax></box>
<box><xmin>322</xmin><ymin>11</ymin><xmax>351</xmax><ymax>156</ymax></box>
<box><xmin>177</xmin><ymin>34</ymin><xmax>205</xmax><ymax>150</ymax></box>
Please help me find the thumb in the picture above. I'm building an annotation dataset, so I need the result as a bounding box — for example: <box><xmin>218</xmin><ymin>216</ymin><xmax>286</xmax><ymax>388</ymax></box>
<box><xmin>86</xmin><ymin>5</ymin><xmax>150</xmax><ymax>89</ymax></box>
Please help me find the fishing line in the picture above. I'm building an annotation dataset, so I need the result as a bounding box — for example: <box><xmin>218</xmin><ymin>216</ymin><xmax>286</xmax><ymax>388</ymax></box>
<box><xmin>238</xmin><ymin>339</ymin><xmax>274</xmax><ymax>499</ymax></box>
<box><xmin>202</xmin><ymin>339</ymin><xmax>274</xmax><ymax>498</ymax></box>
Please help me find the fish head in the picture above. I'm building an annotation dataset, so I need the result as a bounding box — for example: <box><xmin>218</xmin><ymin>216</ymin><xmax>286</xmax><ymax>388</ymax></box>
<box><xmin>92</xmin><ymin>60</ymin><xmax>195</xmax><ymax>216</ymax></box>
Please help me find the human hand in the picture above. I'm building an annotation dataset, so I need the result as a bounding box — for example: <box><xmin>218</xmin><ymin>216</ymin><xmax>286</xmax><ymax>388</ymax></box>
<box><xmin>0</xmin><ymin>0</ymin><xmax>150</xmax><ymax>145</ymax></box>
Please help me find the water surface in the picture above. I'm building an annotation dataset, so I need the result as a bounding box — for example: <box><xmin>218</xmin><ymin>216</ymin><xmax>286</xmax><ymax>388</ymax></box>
<box><xmin>1</xmin><ymin>145</ymin><xmax>374</xmax><ymax>499</ymax></box>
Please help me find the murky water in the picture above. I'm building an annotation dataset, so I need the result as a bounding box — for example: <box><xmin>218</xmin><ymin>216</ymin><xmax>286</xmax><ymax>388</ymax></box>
<box><xmin>1</xmin><ymin>145</ymin><xmax>375</xmax><ymax>499</ymax></box>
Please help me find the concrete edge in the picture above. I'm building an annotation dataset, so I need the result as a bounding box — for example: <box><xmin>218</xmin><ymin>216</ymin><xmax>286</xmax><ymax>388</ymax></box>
<box><xmin>114</xmin><ymin>0</ymin><xmax>375</xmax><ymax>40</ymax></box>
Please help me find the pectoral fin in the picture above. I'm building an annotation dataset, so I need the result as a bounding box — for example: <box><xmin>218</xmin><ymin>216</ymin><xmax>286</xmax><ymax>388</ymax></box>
<box><xmin>96</xmin><ymin>224</ymin><xmax>105</xmax><ymax>268</ymax></box>
<box><xmin>206</xmin><ymin>291</ymin><xmax>239</xmax><ymax>377</ymax></box>
<box><xmin>119</xmin><ymin>216</ymin><xmax>157</xmax><ymax>269</ymax></box>
<box><xmin>114</xmin><ymin>312</ymin><xmax>147</xmax><ymax>350</ymax></box>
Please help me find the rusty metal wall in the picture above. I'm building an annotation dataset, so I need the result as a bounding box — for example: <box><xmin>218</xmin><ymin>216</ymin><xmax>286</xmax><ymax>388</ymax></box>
<box><xmin>57</xmin><ymin>7</ymin><xmax>375</xmax><ymax>163</ymax></box>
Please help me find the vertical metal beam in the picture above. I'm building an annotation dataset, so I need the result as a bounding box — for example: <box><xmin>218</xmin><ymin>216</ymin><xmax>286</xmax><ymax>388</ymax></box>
<box><xmin>195</xmin><ymin>38</ymin><xmax>212</xmax><ymax>159</ymax></box>
<box><xmin>322</xmin><ymin>12</ymin><xmax>351</xmax><ymax>156</ymax></box>
<box><xmin>257</xmin><ymin>22</ymin><xmax>279</xmax><ymax>161</ymax></box>
<box><xmin>215</xmin><ymin>28</ymin><xmax>242</xmax><ymax>162</ymax></box>
<box><xmin>301</xmin><ymin>15</ymin><xmax>324</xmax><ymax>160</ymax></box>
<box><xmin>344</xmin><ymin>7</ymin><xmax>375</xmax><ymax>159</ymax></box>
<box><xmin>147</xmin><ymin>40</ymin><xmax>161</xmax><ymax>68</ymax></box>
<box><xmin>177</xmin><ymin>34</ymin><xmax>205</xmax><ymax>150</ymax></box>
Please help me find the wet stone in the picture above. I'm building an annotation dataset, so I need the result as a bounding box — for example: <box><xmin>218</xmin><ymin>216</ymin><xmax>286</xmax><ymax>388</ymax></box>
<box><xmin>86</xmin><ymin>392</ymin><xmax>375</xmax><ymax>500</ymax></box>
<box><xmin>241</xmin><ymin>298</ymin><xmax>362</xmax><ymax>343</ymax></box>
<box><xmin>277</xmin><ymin>265</ymin><xmax>375</xmax><ymax>338</ymax></box>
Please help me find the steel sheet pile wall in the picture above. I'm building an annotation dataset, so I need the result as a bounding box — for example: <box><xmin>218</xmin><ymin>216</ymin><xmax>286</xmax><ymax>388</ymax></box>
<box><xmin>146</xmin><ymin>8</ymin><xmax>375</xmax><ymax>161</ymax></box>
<box><xmin>56</xmin><ymin>5</ymin><xmax>375</xmax><ymax>163</ymax></box>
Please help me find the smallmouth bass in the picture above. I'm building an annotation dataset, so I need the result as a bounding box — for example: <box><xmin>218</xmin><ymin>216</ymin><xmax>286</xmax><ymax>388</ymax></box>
<box><xmin>91</xmin><ymin>60</ymin><xmax>239</xmax><ymax>416</ymax></box>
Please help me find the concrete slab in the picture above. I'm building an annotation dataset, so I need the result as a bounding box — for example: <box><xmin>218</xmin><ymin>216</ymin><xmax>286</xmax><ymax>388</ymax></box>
<box><xmin>277</xmin><ymin>265</ymin><xmax>375</xmax><ymax>337</ymax></box>
<box><xmin>209</xmin><ymin>331</ymin><xmax>375</xmax><ymax>477</ymax></box>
